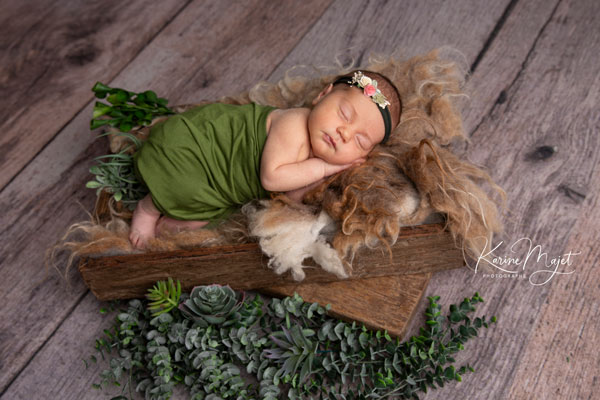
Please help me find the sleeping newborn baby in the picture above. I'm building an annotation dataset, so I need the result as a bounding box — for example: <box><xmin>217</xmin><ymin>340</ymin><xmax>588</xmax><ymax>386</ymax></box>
<box><xmin>129</xmin><ymin>71</ymin><xmax>402</xmax><ymax>249</ymax></box>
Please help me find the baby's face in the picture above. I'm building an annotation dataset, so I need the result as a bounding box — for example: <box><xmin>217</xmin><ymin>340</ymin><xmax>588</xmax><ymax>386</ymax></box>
<box><xmin>308</xmin><ymin>84</ymin><xmax>385</xmax><ymax>165</ymax></box>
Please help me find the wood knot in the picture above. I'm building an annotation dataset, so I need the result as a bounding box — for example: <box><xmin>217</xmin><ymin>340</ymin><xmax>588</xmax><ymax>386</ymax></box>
<box><xmin>496</xmin><ymin>90</ymin><xmax>507</xmax><ymax>104</ymax></box>
<box><xmin>65</xmin><ymin>44</ymin><xmax>99</xmax><ymax>66</ymax></box>
<box><xmin>526</xmin><ymin>145</ymin><xmax>557</xmax><ymax>161</ymax></box>
<box><xmin>557</xmin><ymin>184</ymin><xmax>585</xmax><ymax>203</ymax></box>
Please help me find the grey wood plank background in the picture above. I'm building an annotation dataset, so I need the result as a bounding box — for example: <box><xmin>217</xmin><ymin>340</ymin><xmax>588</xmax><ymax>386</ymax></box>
<box><xmin>404</xmin><ymin>0</ymin><xmax>600</xmax><ymax>399</ymax></box>
<box><xmin>1</xmin><ymin>0</ymin><xmax>598</xmax><ymax>399</ymax></box>
<box><xmin>0</xmin><ymin>0</ymin><xmax>190</xmax><ymax>191</ymax></box>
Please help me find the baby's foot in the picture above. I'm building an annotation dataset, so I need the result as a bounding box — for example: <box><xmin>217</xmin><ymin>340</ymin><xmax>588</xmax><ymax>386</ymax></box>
<box><xmin>129</xmin><ymin>196</ymin><xmax>160</xmax><ymax>249</ymax></box>
<box><xmin>156</xmin><ymin>216</ymin><xmax>209</xmax><ymax>236</ymax></box>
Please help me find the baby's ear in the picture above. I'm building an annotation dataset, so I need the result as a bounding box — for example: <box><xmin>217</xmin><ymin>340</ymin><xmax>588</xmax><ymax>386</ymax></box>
<box><xmin>312</xmin><ymin>84</ymin><xmax>333</xmax><ymax>105</ymax></box>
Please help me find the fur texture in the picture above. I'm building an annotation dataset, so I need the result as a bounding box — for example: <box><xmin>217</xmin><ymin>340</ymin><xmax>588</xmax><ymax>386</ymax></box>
<box><xmin>243</xmin><ymin>197</ymin><xmax>347</xmax><ymax>281</ymax></box>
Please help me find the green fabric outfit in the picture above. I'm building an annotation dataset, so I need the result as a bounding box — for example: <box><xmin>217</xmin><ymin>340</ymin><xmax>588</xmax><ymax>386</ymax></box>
<box><xmin>133</xmin><ymin>102</ymin><xmax>275</xmax><ymax>227</ymax></box>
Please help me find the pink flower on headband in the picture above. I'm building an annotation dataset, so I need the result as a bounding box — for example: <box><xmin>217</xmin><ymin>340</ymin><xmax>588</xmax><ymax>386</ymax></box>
<box><xmin>363</xmin><ymin>84</ymin><xmax>377</xmax><ymax>97</ymax></box>
<box><xmin>351</xmin><ymin>71</ymin><xmax>390</xmax><ymax>108</ymax></box>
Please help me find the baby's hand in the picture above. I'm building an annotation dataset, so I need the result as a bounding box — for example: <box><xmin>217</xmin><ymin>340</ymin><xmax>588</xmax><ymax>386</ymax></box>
<box><xmin>322</xmin><ymin>158</ymin><xmax>365</xmax><ymax>177</ymax></box>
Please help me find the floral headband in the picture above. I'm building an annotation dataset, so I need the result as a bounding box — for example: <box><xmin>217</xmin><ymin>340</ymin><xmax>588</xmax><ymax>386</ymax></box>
<box><xmin>333</xmin><ymin>71</ymin><xmax>392</xmax><ymax>144</ymax></box>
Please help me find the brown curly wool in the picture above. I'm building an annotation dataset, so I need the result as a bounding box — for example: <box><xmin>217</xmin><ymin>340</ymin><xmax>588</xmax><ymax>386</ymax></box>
<box><xmin>296</xmin><ymin>49</ymin><xmax>504</xmax><ymax>266</ymax></box>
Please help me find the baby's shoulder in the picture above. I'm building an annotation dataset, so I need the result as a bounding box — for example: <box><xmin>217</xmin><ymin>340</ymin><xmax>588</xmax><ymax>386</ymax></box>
<box><xmin>268</xmin><ymin>107</ymin><xmax>310</xmax><ymax>132</ymax></box>
<box><xmin>267</xmin><ymin>107</ymin><xmax>310</xmax><ymax>142</ymax></box>
<box><xmin>264</xmin><ymin>107</ymin><xmax>311</xmax><ymax>161</ymax></box>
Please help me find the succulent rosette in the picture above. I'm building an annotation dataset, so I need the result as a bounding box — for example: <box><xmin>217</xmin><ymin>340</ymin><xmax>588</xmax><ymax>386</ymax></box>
<box><xmin>179</xmin><ymin>284</ymin><xmax>244</xmax><ymax>327</ymax></box>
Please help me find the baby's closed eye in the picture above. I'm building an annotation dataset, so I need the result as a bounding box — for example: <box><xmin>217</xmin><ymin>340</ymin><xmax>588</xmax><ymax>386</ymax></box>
<box><xmin>356</xmin><ymin>134</ymin><xmax>371</xmax><ymax>150</ymax></box>
<box><xmin>339</xmin><ymin>106</ymin><xmax>350</xmax><ymax>122</ymax></box>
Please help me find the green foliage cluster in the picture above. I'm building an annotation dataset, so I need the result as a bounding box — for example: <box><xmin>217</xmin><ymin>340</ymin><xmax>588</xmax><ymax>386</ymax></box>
<box><xmin>88</xmin><ymin>282</ymin><xmax>497</xmax><ymax>399</ymax></box>
<box><xmin>90</xmin><ymin>82</ymin><xmax>173</xmax><ymax>132</ymax></box>
<box><xmin>86</xmin><ymin>83</ymin><xmax>174</xmax><ymax>208</ymax></box>
<box><xmin>147</xmin><ymin>278</ymin><xmax>182</xmax><ymax>317</ymax></box>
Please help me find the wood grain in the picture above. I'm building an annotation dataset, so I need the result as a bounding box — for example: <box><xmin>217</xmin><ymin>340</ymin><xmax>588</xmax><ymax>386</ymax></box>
<box><xmin>78</xmin><ymin>224</ymin><xmax>462</xmax><ymax>300</ymax></box>
<box><xmin>262</xmin><ymin>273</ymin><xmax>432</xmax><ymax>339</ymax></box>
<box><xmin>0</xmin><ymin>292</ymin><xmax>131</xmax><ymax>400</ymax></box>
<box><xmin>404</xmin><ymin>0</ymin><xmax>600</xmax><ymax>398</ymax></box>
<box><xmin>0</xmin><ymin>0</ymin><xmax>334</xmax><ymax>394</ymax></box>
<box><xmin>0</xmin><ymin>0</ymin><xmax>189</xmax><ymax>191</ymax></box>
<box><xmin>508</xmin><ymin>143</ymin><xmax>599</xmax><ymax>400</ymax></box>
<box><xmin>460</xmin><ymin>0</ymin><xmax>561</xmax><ymax>135</ymax></box>
<box><xmin>269</xmin><ymin>0</ymin><xmax>512</xmax><ymax>80</ymax></box>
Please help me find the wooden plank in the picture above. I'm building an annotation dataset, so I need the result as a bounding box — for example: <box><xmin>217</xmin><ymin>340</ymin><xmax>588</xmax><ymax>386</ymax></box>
<box><xmin>0</xmin><ymin>0</ymin><xmax>189</xmax><ymax>191</ymax></box>
<box><xmin>269</xmin><ymin>0</ymin><xmax>512</xmax><ymax>80</ymax></box>
<box><xmin>0</xmin><ymin>0</ymin><xmax>334</xmax><ymax>394</ymax></box>
<box><xmin>78</xmin><ymin>224</ymin><xmax>463</xmax><ymax>300</ymax></box>
<box><xmin>262</xmin><ymin>273</ymin><xmax>432</xmax><ymax>339</ymax></box>
<box><xmin>507</xmin><ymin>148</ymin><xmax>600</xmax><ymax>400</ymax></box>
<box><xmin>0</xmin><ymin>292</ymin><xmax>139</xmax><ymax>400</ymax></box>
<box><xmin>401</xmin><ymin>0</ymin><xmax>600</xmax><ymax>399</ymax></box>
<box><xmin>461</xmin><ymin>0</ymin><xmax>560</xmax><ymax>135</ymax></box>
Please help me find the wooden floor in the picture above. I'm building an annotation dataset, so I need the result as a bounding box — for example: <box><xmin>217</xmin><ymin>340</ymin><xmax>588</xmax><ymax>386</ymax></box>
<box><xmin>1</xmin><ymin>0</ymin><xmax>598</xmax><ymax>398</ymax></box>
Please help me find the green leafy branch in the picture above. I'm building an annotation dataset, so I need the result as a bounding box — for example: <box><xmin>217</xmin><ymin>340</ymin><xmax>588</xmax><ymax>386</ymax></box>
<box><xmin>87</xmin><ymin>282</ymin><xmax>498</xmax><ymax>399</ymax></box>
<box><xmin>90</xmin><ymin>82</ymin><xmax>174</xmax><ymax>132</ymax></box>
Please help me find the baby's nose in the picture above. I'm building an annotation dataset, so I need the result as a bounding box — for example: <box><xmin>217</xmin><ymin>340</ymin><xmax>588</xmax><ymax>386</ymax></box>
<box><xmin>338</xmin><ymin>126</ymin><xmax>352</xmax><ymax>142</ymax></box>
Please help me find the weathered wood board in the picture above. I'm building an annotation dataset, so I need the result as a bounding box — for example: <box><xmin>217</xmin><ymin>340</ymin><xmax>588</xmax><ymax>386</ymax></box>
<box><xmin>263</xmin><ymin>273</ymin><xmax>433</xmax><ymax>339</ymax></box>
<box><xmin>406</xmin><ymin>0</ymin><xmax>600</xmax><ymax>399</ymax></box>
<box><xmin>83</xmin><ymin>188</ymin><xmax>461</xmax><ymax>337</ymax></box>
<box><xmin>0</xmin><ymin>0</ymin><xmax>189</xmax><ymax>191</ymax></box>
<box><xmin>78</xmin><ymin>223</ymin><xmax>463</xmax><ymax>301</ymax></box>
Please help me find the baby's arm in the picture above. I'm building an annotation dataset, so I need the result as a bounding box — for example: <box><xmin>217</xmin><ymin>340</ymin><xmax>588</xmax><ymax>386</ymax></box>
<box><xmin>260</xmin><ymin>109</ymin><xmax>352</xmax><ymax>192</ymax></box>
<box><xmin>284</xmin><ymin>178</ymin><xmax>325</xmax><ymax>203</ymax></box>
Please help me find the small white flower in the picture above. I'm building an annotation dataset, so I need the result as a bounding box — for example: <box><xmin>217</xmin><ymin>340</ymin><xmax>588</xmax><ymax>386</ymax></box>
<box><xmin>359</xmin><ymin>75</ymin><xmax>372</xmax><ymax>87</ymax></box>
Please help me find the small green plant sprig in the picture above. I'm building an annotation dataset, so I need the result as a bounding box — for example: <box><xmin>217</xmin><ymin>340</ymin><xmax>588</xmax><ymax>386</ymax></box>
<box><xmin>90</xmin><ymin>82</ymin><xmax>174</xmax><ymax>132</ymax></box>
<box><xmin>87</xmin><ymin>281</ymin><xmax>497</xmax><ymax>399</ymax></box>
<box><xmin>146</xmin><ymin>278</ymin><xmax>182</xmax><ymax>317</ymax></box>
<box><xmin>86</xmin><ymin>83</ymin><xmax>174</xmax><ymax>207</ymax></box>
<box><xmin>84</xmin><ymin>134</ymin><xmax>148</xmax><ymax>207</ymax></box>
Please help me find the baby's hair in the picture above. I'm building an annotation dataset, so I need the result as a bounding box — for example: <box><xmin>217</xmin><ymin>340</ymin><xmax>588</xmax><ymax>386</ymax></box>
<box><xmin>332</xmin><ymin>70</ymin><xmax>402</xmax><ymax>133</ymax></box>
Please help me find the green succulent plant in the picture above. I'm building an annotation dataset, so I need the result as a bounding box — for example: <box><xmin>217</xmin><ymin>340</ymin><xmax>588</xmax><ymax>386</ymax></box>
<box><xmin>179</xmin><ymin>284</ymin><xmax>244</xmax><ymax>327</ymax></box>
<box><xmin>90</xmin><ymin>282</ymin><xmax>498</xmax><ymax>399</ymax></box>
<box><xmin>264</xmin><ymin>325</ymin><xmax>318</xmax><ymax>386</ymax></box>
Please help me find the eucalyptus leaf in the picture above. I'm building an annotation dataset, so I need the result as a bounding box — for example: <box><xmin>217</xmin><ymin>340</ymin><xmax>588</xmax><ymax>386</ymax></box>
<box><xmin>86</xmin><ymin>180</ymin><xmax>102</xmax><ymax>189</ymax></box>
<box><xmin>91</xmin><ymin>284</ymin><xmax>497</xmax><ymax>399</ymax></box>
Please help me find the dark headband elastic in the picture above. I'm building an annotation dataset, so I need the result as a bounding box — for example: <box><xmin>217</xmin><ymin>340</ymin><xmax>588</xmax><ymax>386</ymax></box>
<box><xmin>333</xmin><ymin>77</ymin><xmax>392</xmax><ymax>144</ymax></box>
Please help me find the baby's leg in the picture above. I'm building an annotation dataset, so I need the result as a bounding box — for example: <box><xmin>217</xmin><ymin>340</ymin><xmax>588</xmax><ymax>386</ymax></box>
<box><xmin>129</xmin><ymin>194</ymin><xmax>161</xmax><ymax>249</ymax></box>
<box><xmin>156</xmin><ymin>217</ymin><xmax>209</xmax><ymax>236</ymax></box>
